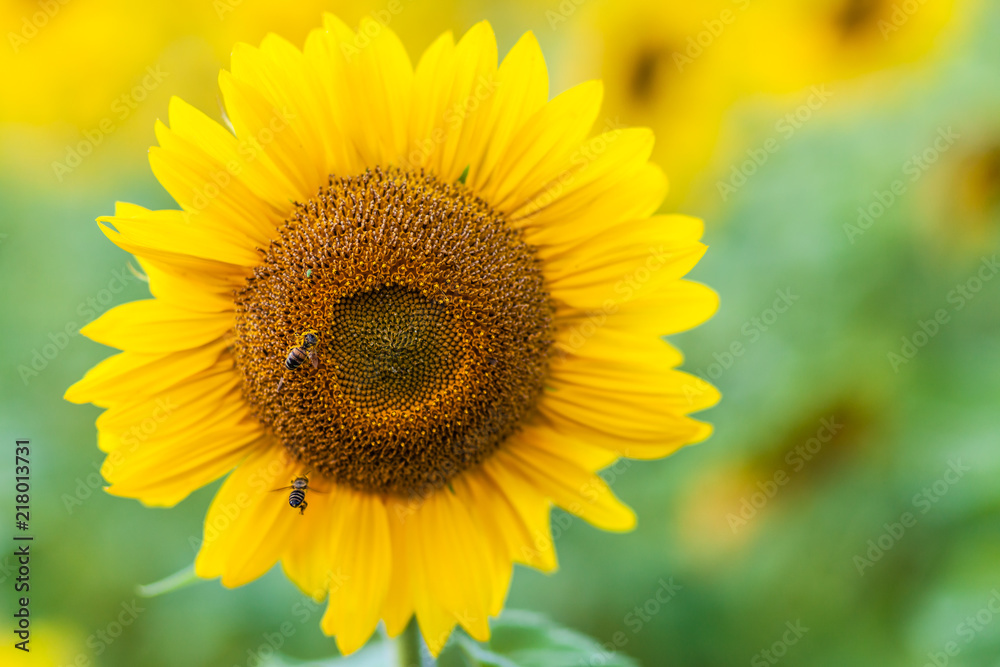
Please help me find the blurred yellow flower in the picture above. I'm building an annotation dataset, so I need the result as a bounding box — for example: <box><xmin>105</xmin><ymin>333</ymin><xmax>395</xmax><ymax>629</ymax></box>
<box><xmin>0</xmin><ymin>0</ymin><xmax>455</xmax><ymax>128</ymax></box>
<box><xmin>563</xmin><ymin>0</ymin><xmax>749</xmax><ymax>208</ymax></box>
<box><xmin>558</xmin><ymin>0</ymin><xmax>963</xmax><ymax>209</ymax></box>
<box><xmin>739</xmin><ymin>0</ymin><xmax>963</xmax><ymax>93</ymax></box>
<box><xmin>65</xmin><ymin>14</ymin><xmax>718</xmax><ymax>656</ymax></box>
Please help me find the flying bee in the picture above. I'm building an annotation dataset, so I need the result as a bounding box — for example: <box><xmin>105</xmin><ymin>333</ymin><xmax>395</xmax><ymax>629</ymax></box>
<box><xmin>276</xmin><ymin>329</ymin><xmax>320</xmax><ymax>390</ymax></box>
<box><xmin>271</xmin><ymin>476</ymin><xmax>325</xmax><ymax>514</ymax></box>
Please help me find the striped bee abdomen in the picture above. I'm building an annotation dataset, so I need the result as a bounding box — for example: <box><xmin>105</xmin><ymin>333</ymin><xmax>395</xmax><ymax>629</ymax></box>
<box><xmin>285</xmin><ymin>347</ymin><xmax>308</xmax><ymax>370</ymax></box>
<box><xmin>288</xmin><ymin>489</ymin><xmax>306</xmax><ymax>507</ymax></box>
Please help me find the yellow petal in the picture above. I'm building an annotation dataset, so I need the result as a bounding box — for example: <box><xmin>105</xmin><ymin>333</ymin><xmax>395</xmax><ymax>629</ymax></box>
<box><xmin>165</xmin><ymin>95</ymin><xmax>301</xmax><ymax>208</ymax></box>
<box><xmin>480</xmin><ymin>457</ymin><xmax>558</xmax><ymax>572</ymax></box>
<box><xmin>467</xmin><ymin>31</ymin><xmax>549</xmax><ymax>192</ymax></box>
<box><xmin>538</xmin><ymin>401</ymin><xmax>712</xmax><ymax>460</ymax></box>
<box><xmin>544</xmin><ymin>215</ymin><xmax>707</xmax><ymax>309</ymax></box>
<box><xmin>424</xmin><ymin>21</ymin><xmax>498</xmax><ymax>180</ymax></box>
<box><xmin>321</xmin><ymin>489</ymin><xmax>392</xmax><ymax>656</ymax></box>
<box><xmin>230</xmin><ymin>35</ymin><xmax>337</xmax><ymax>190</ymax></box>
<box><xmin>550</xmin><ymin>365</ymin><xmax>721</xmax><ymax>414</ymax></box>
<box><xmin>480</xmin><ymin>80</ymin><xmax>603</xmax><ymax>211</ymax></box>
<box><xmin>380</xmin><ymin>497</ymin><xmax>416</xmax><ymax>637</ymax></box>
<box><xmin>280</xmin><ymin>488</ymin><xmax>335</xmax><ymax>602</ymax></box>
<box><xmin>453</xmin><ymin>471</ymin><xmax>514</xmax><ymax>615</ymax></box>
<box><xmin>103</xmin><ymin>414</ymin><xmax>262</xmax><ymax>507</ymax></box>
<box><xmin>95</xmin><ymin>364</ymin><xmax>242</xmax><ymax>449</ymax></box>
<box><xmin>545</xmin><ymin>214</ymin><xmax>703</xmax><ymax>266</ymax></box>
<box><xmin>151</xmin><ymin>118</ymin><xmax>287</xmax><ymax>241</ymax></box>
<box><xmin>386</xmin><ymin>494</ymin><xmax>457</xmax><ymax>653</ymax></box>
<box><xmin>80</xmin><ymin>300</ymin><xmax>232</xmax><ymax>353</ymax></box>
<box><xmin>218</xmin><ymin>70</ymin><xmax>316</xmax><ymax>198</ymax></box>
<box><xmin>510</xmin><ymin>128</ymin><xmax>655</xmax><ymax>226</ymax></box>
<box><xmin>195</xmin><ymin>445</ymin><xmax>307</xmax><ymax>587</ymax></box>
<box><xmin>500</xmin><ymin>446</ymin><xmax>636</xmax><ymax>532</ymax></box>
<box><xmin>524</xmin><ymin>162</ymin><xmax>668</xmax><ymax>250</ymax></box>
<box><xmin>406</xmin><ymin>30</ymin><xmax>456</xmax><ymax>172</ymax></box>
<box><xmin>517</xmin><ymin>421</ymin><xmax>619</xmax><ymax>472</ymax></box>
<box><xmin>97</xmin><ymin>204</ymin><xmax>262</xmax><ymax>269</ymax></box>
<box><xmin>559</xmin><ymin>280</ymin><xmax>718</xmax><ymax>338</ymax></box>
<box><xmin>302</xmin><ymin>17</ymin><xmax>367</xmax><ymax>173</ymax></box>
<box><xmin>315</xmin><ymin>14</ymin><xmax>413</xmax><ymax>167</ymax></box>
<box><xmin>416</xmin><ymin>490</ymin><xmax>493</xmax><ymax>642</ymax></box>
<box><xmin>137</xmin><ymin>257</ymin><xmax>236</xmax><ymax>314</ymax></box>
<box><xmin>65</xmin><ymin>340</ymin><xmax>227</xmax><ymax>407</ymax></box>
<box><xmin>555</xmin><ymin>325</ymin><xmax>685</xmax><ymax>369</ymax></box>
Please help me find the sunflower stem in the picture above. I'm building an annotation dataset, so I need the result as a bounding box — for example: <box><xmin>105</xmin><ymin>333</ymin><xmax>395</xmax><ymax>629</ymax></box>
<box><xmin>395</xmin><ymin>618</ymin><xmax>424</xmax><ymax>667</ymax></box>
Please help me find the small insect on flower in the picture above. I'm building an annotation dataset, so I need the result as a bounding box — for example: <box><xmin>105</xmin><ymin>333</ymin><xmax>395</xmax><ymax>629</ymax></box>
<box><xmin>271</xmin><ymin>476</ymin><xmax>323</xmax><ymax>515</ymax></box>
<box><xmin>276</xmin><ymin>329</ymin><xmax>320</xmax><ymax>390</ymax></box>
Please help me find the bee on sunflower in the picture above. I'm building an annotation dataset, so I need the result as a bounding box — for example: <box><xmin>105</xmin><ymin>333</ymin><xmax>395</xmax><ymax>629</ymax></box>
<box><xmin>66</xmin><ymin>14</ymin><xmax>718</xmax><ymax>658</ymax></box>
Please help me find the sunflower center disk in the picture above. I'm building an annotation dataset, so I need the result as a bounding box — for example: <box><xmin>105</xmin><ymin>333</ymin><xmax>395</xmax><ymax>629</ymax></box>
<box><xmin>233</xmin><ymin>168</ymin><xmax>554</xmax><ymax>497</ymax></box>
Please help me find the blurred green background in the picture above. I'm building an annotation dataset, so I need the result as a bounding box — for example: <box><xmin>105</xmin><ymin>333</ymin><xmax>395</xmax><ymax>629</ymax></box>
<box><xmin>2</xmin><ymin>0</ymin><xmax>999</xmax><ymax>665</ymax></box>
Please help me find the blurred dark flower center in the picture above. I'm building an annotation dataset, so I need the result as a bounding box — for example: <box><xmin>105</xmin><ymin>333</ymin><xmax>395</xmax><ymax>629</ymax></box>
<box><xmin>834</xmin><ymin>0</ymin><xmax>888</xmax><ymax>40</ymax></box>
<box><xmin>629</xmin><ymin>44</ymin><xmax>674</xmax><ymax>104</ymax></box>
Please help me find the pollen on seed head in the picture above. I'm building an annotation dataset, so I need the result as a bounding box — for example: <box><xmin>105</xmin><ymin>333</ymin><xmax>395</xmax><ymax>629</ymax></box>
<box><xmin>233</xmin><ymin>167</ymin><xmax>554</xmax><ymax>497</ymax></box>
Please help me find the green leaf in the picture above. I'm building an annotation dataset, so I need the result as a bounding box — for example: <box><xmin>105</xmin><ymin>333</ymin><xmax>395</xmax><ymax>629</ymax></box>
<box><xmin>457</xmin><ymin>165</ymin><xmax>470</xmax><ymax>184</ymax></box>
<box><xmin>438</xmin><ymin>610</ymin><xmax>639</xmax><ymax>667</ymax></box>
<box><xmin>260</xmin><ymin>640</ymin><xmax>393</xmax><ymax>667</ymax></box>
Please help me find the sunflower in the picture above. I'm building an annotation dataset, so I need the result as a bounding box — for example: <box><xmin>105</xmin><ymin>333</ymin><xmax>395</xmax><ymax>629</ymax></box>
<box><xmin>736</xmin><ymin>0</ymin><xmax>962</xmax><ymax>93</ymax></box>
<box><xmin>562</xmin><ymin>0</ymin><xmax>746</xmax><ymax>208</ymax></box>
<box><xmin>66</xmin><ymin>15</ymin><xmax>718</xmax><ymax>656</ymax></box>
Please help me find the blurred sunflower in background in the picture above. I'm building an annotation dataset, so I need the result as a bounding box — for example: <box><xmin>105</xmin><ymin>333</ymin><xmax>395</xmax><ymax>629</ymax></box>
<box><xmin>65</xmin><ymin>14</ymin><xmax>717</xmax><ymax>657</ymax></box>
<box><xmin>563</xmin><ymin>0</ymin><xmax>747</xmax><ymax>209</ymax></box>
<box><xmin>558</xmin><ymin>0</ymin><xmax>965</xmax><ymax>211</ymax></box>
<box><xmin>0</xmin><ymin>0</ymin><xmax>451</xmax><ymax>182</ymax></box>
<box><xmin>746</xmin><ymin>0</ymin><xmax>962</xmax><ymax>89</ymax></box>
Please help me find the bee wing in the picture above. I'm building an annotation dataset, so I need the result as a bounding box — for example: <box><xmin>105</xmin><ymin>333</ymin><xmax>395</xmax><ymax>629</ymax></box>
<box><xmin>309</xmin><ymin>351</ymin><xmax>320</xmax><ymax>369</ymax></box>
<box><xmin>270</xmin><ymin>486</ymin><xmax>292</xmax><ymax>492</ymax></box>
